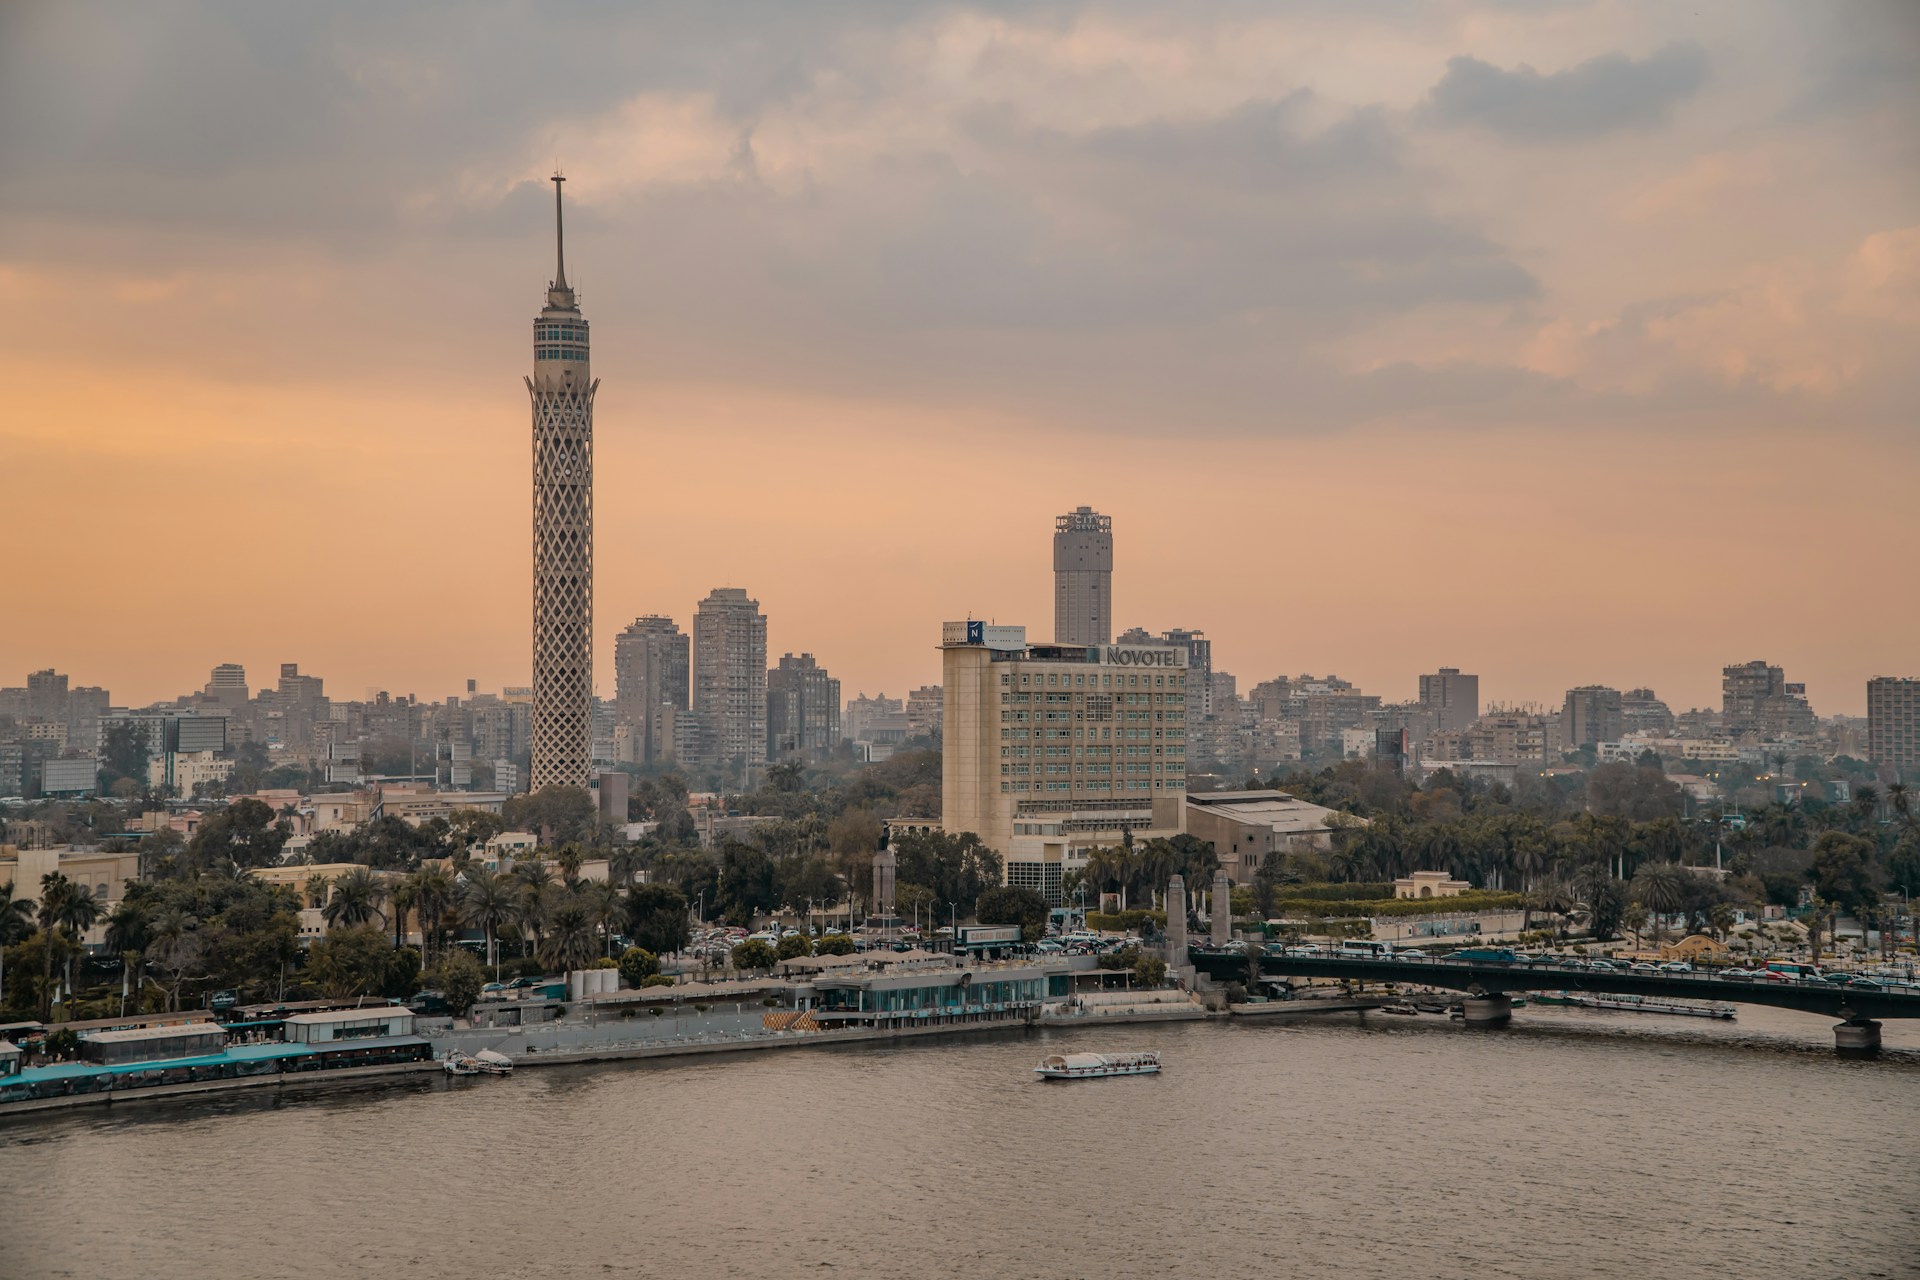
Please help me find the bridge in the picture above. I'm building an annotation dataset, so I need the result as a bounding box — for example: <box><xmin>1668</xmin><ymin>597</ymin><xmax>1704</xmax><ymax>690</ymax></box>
<box><xmin>1187</xmin><ymin>946</ymin><xmax>1920</xmax><ymax>1055</ymax></box>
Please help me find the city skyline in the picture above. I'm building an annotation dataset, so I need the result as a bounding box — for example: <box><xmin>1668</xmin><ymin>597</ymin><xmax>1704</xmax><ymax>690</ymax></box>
<box><xmin>3</xmin><ymin>4</ymin><xmax>1916</xmax><ymax>716</ymax></box>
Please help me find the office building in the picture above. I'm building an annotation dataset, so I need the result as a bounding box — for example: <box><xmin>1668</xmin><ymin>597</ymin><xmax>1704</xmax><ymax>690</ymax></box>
<box><xmin>1418</xmin><ymin>668</ymin><xmax>1479</xmax><ymax>733</ymax></box>
<box><xmin>1052</xmin><ymin>506</ymin><xmax>1113</xmax><ymax>646</ymax></box>
<box><xmin>767</xmin><ymin>653</ymin><xmax>842</xmax><ymax>761</ymax></box>
<box><xmin>693</xmin><ymin>587</ymin><xmax>768</xmax><ymax>778</ymax></box>
<box><xmin>205</xmin><ymin>664</ymin><xmax>249</xmax><ymax>706</ymax></box>
<box><xmin>941</xmin><ymin>621</ymin><xmax>1186</xmax><ymax>904</ymax></box>
<box><xmin>1867</xmin><ymin>676</ymin><xmax>1920</xmax><ymax>777</ymax></box>
<box><xmin>528</xmin><ymin>174</ymin><xmax>597</xmax><ymax>792</ymax></box>
<box><xmin>614</xmin><ymin>615</ymin><xmax>690</xmax><ymax>765</ymax></box>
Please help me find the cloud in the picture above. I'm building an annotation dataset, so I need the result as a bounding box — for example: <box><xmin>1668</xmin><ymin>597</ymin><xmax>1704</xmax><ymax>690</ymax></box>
<box><xmin>1425</xmin><ymin>41</ymin><xmax>1709</xmax><ymax>140</ymax></box>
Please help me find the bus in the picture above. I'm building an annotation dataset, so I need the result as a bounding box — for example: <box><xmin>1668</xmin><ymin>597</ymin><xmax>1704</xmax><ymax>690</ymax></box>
<box><xmin>1335</xmin><ymin>941</ymin><xmax>1397</xmax><ymax>959</ymax></box>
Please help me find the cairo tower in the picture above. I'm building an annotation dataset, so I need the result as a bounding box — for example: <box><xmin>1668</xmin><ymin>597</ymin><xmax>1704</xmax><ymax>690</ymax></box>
<box><xmin>526</xmin><ymin>174</ymin><xmax>597</xmax><ymax>791</ymax></box>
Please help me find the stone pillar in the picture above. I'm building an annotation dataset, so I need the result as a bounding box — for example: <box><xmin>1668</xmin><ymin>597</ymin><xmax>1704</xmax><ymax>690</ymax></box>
<box><xmin>1834</xmin><ymin>1019</ymin><xmax>1882</xmax><ymax>1058</ymax></box>
<box><xmin>1461</xmin><ymin>993</ymin><xmax>1512</xmax><ymax>1026</ymax></box>
<box><xmin>1166</xmin><ymin>875</ymin><xmax>1188</xmax><ymax>961</ymax></box>
<box><xmin>1210</xmin><ymin>870</ymin><xmax>1231</xmax><ymax>946</ymax></box>
<box><xmin>872</xmin><ymin>845</ymin><xmax>897</xmax><ymax>916</ymax></box>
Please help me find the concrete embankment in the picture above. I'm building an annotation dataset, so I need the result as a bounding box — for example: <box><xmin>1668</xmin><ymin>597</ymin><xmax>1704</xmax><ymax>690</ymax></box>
<box><xmin>0</xmin><ymin>1059</ymin><xmax>440</xmax><ymax>1118</ymax></box>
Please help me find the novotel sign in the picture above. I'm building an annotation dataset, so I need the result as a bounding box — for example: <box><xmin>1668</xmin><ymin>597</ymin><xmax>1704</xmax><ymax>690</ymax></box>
<box><xmin>1101</xmin><ymin>645</ymin><xmax>1186</xmax><ymax>668</ymax></box>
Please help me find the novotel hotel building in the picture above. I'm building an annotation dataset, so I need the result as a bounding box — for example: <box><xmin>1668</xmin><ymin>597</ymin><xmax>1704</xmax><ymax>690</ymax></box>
<box><xmin>941</xmin><ymin>621</ymin><xmax>1188</xmax><ymax>904</ymax></box>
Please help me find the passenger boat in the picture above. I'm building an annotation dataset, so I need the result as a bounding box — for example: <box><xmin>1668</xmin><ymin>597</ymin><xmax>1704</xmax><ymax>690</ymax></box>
<box><xmin>473</xmin><ymin>1048</ymin><xmax>514</xmax><ymax>1075</ymax></box>
<box><xmin>1034</xmin><ymin>1051</ymin><xmax>1161</xmax><ymax>1080</ymax></box>
<box><xmin>442</xmin><ymin>1052</ymin><xmax>482</xmax><ymax>1076</ymax></box>
<box><xmin>1536</xmin><ymin>991</ymin><xmax>1734</xmax><ymax>1019</ymax></box>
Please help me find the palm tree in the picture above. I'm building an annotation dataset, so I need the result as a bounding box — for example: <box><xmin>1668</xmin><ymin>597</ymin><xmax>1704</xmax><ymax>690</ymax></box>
<box><xmin>1630</xmin><ymin>863</ymin><xmax>1689</xmax><ymax>948</ymax></box>
<box><xmin>1622</xmin><ymin>902</ymin><xmax>1650</xmax><ymax>951</ymax></box>
<box><xmin>304</xmin><ymin>873</ymin><xmax>333</xmax><ymax>910</ymax></box>
<box><xmin>0</xmin><ymin>879</ymin><xmax>36</xmax><ymax>1011</ymax></box>
<box><xmin>409</xmin><ymin>866</ymin><xmax>458</xmax><ymax>965</ymax></box>
<box><xmin>537</xmin><ymin>895</ymin><xmax>597</xmax><ymax>974</ymax></box>
<box><xmin>609</xmin><ymin>844</ymin><xmax>648</xmax><ymax>888</ymax></box>
<box><xmin>103</xmin><ymin>900</ymin><xmax>150</xmax><ymax>1009</ymax></box>
<box><xmin>38</xmin><ymin>873</ymin><xmax>103</xmax><ymax>1015</ymax></box>
<box><xmin>322</xmin><ymin>866</ymin><xmax>384</xmax><ymax>930</ymax></box>
<box><xmin>513</xmin><ymin>861</ymin><xmax>556</xmax><ymax>955</ymax></box>
<box><xmin>582</xmin><ymin>881</ymin><xmax>623</xmax><ymax>957</ymax></box>
<box><xmin>145</xmin><ymin>907</ymin><xmax>199</xmax><ymax>1012</ymax></box>
<box><xmin>387</xmin><ymin>874</ymin><xmax>419</xmax><ymax>952</ymax></box>
<box><xmin>459</xmin><ymin>868</ymin><xmax>516</xmax><ymax>978</ymax></box>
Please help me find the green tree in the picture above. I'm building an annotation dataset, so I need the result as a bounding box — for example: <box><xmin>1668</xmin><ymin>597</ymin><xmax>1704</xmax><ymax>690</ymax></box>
<box><xmin>617</xmin><ymin>946</ymin><xmax>659</xmax><ymax>987</ymax></box>
<box><xmin>893</xmin><ymin>829</ymin><xmax>1002</xmax><ymax>919</ymax></box>
<box><xmin>625</xmin><ymin>883</ymin><xmax>692</xmax><ymax>956</ymax></box>
<box><xmin>187</xmin><ymin>798</ymin><xmax>291</xmax><ymax>872</ymax></box>
<box><xmin>731</xmin><ymin>938</ymin><xmax>777</xmax><ymax>971</ymax></box>
<box><xmin>504</xmin><ymin>786</ymin><xmax>597</xmax><ymax>845</ymax></box>
<box><xmin>537</xmin><ymin>896</ymin><xmax>598</xmax><ymax>974</ymax></box>
<box><xmin>427</xmin><ymin>948</ymin><xmax>485</xmax><ymax>1015</ymax></box>
<box><xmin>775</xmin><ymin>932</ymin><xmax>813</xmax><ymax>961</ymax></box>
<box><xmin>322</xmin><ymin>866</ymin><xmax>385</xmax><ymax>930</ymax></box>
<box><xmin>0</xmin><ymin>879</ymin><xmax>34</xmax><ymax>1011</ymax></box>
<box><xmin>1809</xmin><ymin>831</ymin><xmax>1877</xmax><ymax>919</ymax></box>
<box><xmin>308</xmin><ymin>925</ymin><xmax>397</xmax><ymax>999</ymax></box>
<box><xmin>37</xmin><ymin>872</ymin><xmax>102</xmax><ymax>1017</ymax></box>
<box><xmin>815</xmin><ymin>932</ymin><xmax>855</xmax><ymax>956</ymax></box>
<box><xmin>459</xmin><ymin>867</ymin><xmax>516</xmax><ymax>976</ymax></box>
<box><xmin>1629</xmin><ymin>863</ymin><xmax>1689</xmax><ymax>947</ymax></box>
<box><xmin>1133</xmin><ymin>952</ymin><xmax>1168</xmax><ymax>988</ymax></box>
<box><xmin>975</xmin><ymin>885</ymin><xmax>1049</xmax><ymax>943</ymax></box>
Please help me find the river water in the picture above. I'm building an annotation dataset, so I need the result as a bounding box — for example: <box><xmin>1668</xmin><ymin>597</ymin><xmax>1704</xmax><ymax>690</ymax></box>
<box><xmin>2</xmin><ymin>1005</ymin><xmax>1916</xmax><ymax>1279</ymax></box>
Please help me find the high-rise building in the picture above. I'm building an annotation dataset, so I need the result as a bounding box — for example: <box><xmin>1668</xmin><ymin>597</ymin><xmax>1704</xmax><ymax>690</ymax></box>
<box><xmin>1562</xmin><ymin>685</ymin><xmax>1624</xmax><ymax>749</ymax></box>
<box><xmin>528</xmin><ymin>173</ymin><xmax>597</xmax><ymax>792</ymax></box>
<box><xmin>26</xmin><ymin>669</ymin><xmax>68</xmax><ymax>724</ymax></box>
<box><xmin>767</xmin><ymin>653</ymin><xmax>842</xmax><ymax>761</ymax></box>
<box><xmin>206</xmin><ymin>663</ymin><xmax>249</xmax><ymax>706</ymax></box>
<box><xmin>905</xmin><ymin>685</ymin><xmax>944</xmax><ymax>743</ymax></box>
<box><xmin>1721</xmin><ymin>660</ymin><xmax>1814</xmax><ymax>739</ymax></box>
<box><xmin>1620</xmin><ymin>687</ymin><xmax>1675</xmax><ymax>735</ymax></box>
<box><xmin>614</xmin><ymin>616</ymin><xmax>690</xmax><ymax>765</ymax></box>
<box><xmin>941</xmin><ymin>622</ymin><xmax>1186</xmax><ymax>905</ymax></box>
<box><xmin>1052</xmin><ymin>506</ymin><xmax>1113</xmax><ymax>646</ymax></box>
<box><xmin>1867</xmin><ymin>676</ymin><xmax>1920</xmax><ymax>777</ymax></box>
<box><xmin>1418</xmin><ymin>668</ymin><xmax>1480</xmax><ymax>733</ymax></box>
<box><xmin>693</xmin><ymin>588</ymin><xmax>768</xmax><ymax>778</ymax></box>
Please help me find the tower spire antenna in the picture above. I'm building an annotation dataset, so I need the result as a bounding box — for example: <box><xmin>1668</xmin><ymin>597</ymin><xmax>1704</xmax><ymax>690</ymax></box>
<box><xmin>552</xmin><ymin>170</ymin><xmax>568</xmax><ymax>291</ymax></box>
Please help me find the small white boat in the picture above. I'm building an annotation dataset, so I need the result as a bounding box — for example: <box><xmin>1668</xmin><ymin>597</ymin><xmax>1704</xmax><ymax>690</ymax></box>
<box><xmin>474</xmin><ymin>1048</ymin><xmax>514</xmax><ymax>1075</ymax></box>
<box><xmin>1034</xmin><ymin>1051</ymin><xmax>1161</xmax><ymax>1080</ymax></box>
<box><xmin>1378</xmin><ymin>1002</ymin><xmax>1419</xmax><ymax>1016</ymax></box>
<box><xmin>442</xmin><ymin>1052</ymin><xmax>482</xmax><ymax>1076</ymax></box>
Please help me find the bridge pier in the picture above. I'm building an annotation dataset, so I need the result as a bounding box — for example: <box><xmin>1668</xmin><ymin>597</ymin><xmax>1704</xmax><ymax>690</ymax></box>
<box><xmin>1834</xmin><ymin>1019</ymin><xmax>1882</xmax><ymax>1058</ymax></box>
<box><xmin>1460</xmin><ymin>994</ymin><xmax>1511</xmax><ymax>1027</ymax></box>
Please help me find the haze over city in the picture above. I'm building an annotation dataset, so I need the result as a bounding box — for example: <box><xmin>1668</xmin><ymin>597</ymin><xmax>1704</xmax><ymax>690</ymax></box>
<box><xmin>4</xmin><ymin>2</ymin><xmax>1916</xmax><ymax>714</ymax></box>
<box><xmin>4</xmin><ymin>7</ymin><xmax>1919</xmax><ymax>1277</ymax></box>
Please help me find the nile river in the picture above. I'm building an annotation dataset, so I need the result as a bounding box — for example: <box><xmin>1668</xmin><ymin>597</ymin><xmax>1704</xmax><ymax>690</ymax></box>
<box><xmin>3</xmin><ymin>1005</ymin><xmax>1916</xmax><ymax>1279</ymax></box>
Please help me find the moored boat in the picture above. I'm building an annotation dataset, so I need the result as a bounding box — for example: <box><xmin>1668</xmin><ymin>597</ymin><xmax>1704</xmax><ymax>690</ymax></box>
<box><xmin>474</xmin><ymin>1049</ymin><xmax>514</xmax><ymax>1075</ymax></box>
<box><xmin>442</xmin><ymin>1052</ymin><xmax>482</xmax><ymax>1076</ymax></box>
<box><xmin>1378</xmin><ymin>1002</ymin><xmax>1419</xmax><ymax>1016</ymax></box>
<box><xmin>1034</xmin><ymin>1051</ymin><xmax>1161</xmax><ymax>1079</ymax></box>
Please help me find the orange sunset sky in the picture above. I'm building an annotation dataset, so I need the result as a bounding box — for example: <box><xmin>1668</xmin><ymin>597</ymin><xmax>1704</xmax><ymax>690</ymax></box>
<box><xmin>2</xmin><ymin>2</ymin><xmax>1915</xmax><ymax>716</ymax></box>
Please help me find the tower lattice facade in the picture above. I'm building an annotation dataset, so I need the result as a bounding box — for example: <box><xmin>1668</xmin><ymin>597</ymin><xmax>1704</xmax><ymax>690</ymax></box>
<box><xmin>527</xmin><ymin>174</ymin><xmax>597</xmax><ymax>792</ymax></box>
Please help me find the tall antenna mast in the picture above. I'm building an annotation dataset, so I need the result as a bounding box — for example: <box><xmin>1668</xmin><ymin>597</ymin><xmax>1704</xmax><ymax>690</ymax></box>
<box><xmin>552</xmin><ymin>171</ymin><xmax>568</xmax><ymax>290</ymax></box>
